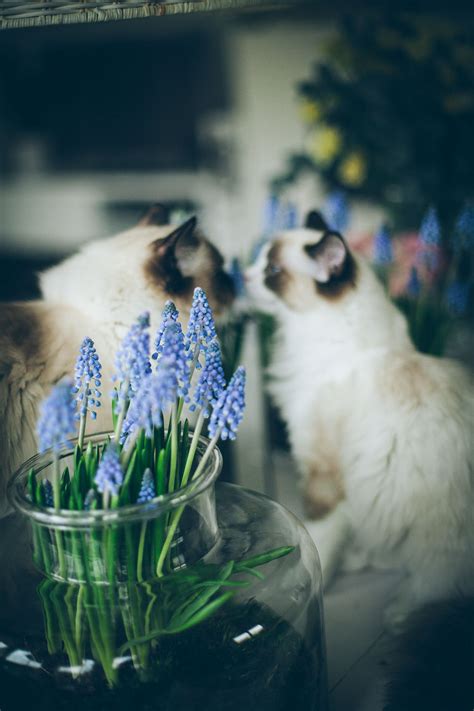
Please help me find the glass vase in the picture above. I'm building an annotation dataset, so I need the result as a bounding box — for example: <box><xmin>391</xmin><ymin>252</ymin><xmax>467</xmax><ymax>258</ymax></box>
<box><xmin>1</xmin><ymin>433</ymin><xmax>328</xmax><ymax>711</ymax></box>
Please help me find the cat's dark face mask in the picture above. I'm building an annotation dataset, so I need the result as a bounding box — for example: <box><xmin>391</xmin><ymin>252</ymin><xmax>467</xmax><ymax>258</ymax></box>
<box><xmin>245</xmin><ymin>209</ymin><xmax>357</xmax><ymax>313</ymax></box>
<box><xmin>142</xmin><ymin>207</ymin><xmax>235</xmax><ymax>317</ymax></box>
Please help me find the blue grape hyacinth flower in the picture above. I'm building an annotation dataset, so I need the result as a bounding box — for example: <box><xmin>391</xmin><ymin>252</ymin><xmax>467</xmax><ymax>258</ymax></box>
<box><xmin>373</xmin><ymin>224</ymin><xmax>393</xmax><ymax>266</ymax></box>
<box><xmin>282</xmin><ymin>202</ymin><xmax>298</xmax><ymax>230</ymax></box>
<box><xmin>417</xmin><ymin>207</ymin><xmax>442</xmax><ymax>274</ymax></box>
<box><xmin>229</xmin><ymin>257</ymin><xmax>246</xmax><ymax>299</ymax></box>
<box><xmin>323</xmin><ymin>190</ymin><xmax>349</xmax><ymax>232</ymax></box>
<box><xmin>406</xmin><ymin>266</ymin><xmax>422</xmax><ymax>297</ymax></box>
<box><xmin>208</xmin><ymin>366</ymin><xmax>246</xmax><ymax>441</ymax></box>
<box><xmin>42</xmin><ymin>480</ymin><xmax>54</xmax><ymax>508</ymax></box>
<box><xmin>419</xmin><ymin>207</ymin><xmax>441</xmax><ymax>246</ymax></box>
<box><xmin>72</xmin><ymin>337</ymin><xmax>102</xmax><ymax>421</ymax></box>
<box><xmin>185</xmin><ymin>288</ymin><xmax>217</xmax><ymax>364</ymax></box>
<box><xmin>191</xmin><ymin>340</ymin><xmax>226</xmax><ymax>417</ymax></box>
<box><xmin>113</xmin><ymin>312</ymin><xmax>152</xmax><ymax>412</ymax></box>
<box><xmin>154</xmin><ymin>320</ymin><xmax>190</xmax><ymax>400</ymax></box>
<box><xmin>263</xmin><ymin>194</ymin><xmax>280</xmax><ymax>236</ymax></box>
<box><xmin>121</xmin><ymin>363</ymin><xmax>178</xmax><ymax>444</ymax></box>
<box><xmin>95</xmin><ymin>444</ymin><xmax>123</xmax><ymax>498</ymax></box>
<box><xmin>454</xmin><ymin>204</ymin><xmax>474</xmax><ymax>252</ymax></box>
<box><xmin>37</xmin><ymin>379</ymin><xmax>77</xmax><ymax>453</ymax></box>
<box><xmin>445</xmin><ymin>282</ymin><xmax>470</xmax><ymax>316</ymax></box>
<box><xmin>137</xmin><ymin>468</ymin><xmax>156</xmax><ymax>503</ymax></box>
<box><xmin>152</xmin><ymin>301</ymin><xmax>180</xmax><ymax>358</ymax></box>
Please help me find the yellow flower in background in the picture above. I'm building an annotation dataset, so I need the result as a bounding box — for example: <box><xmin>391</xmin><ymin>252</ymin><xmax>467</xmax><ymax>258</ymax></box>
<box><xmin>338</xmin><ymin>151</ymin><xmax>367</xmax><ymax>187</ymax></box>
<box><xmin>307</xmin><ymin>125</ymin><xmax>342</xmax><ymax>165</ymax></box>
<box><xmin>299</xmin><ymin>99</ymin><xmax>322</xmax><ymax>124</ymax></box>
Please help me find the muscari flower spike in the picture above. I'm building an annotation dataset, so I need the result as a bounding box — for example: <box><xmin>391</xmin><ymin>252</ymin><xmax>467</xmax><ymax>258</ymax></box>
<box><xmin>154</xmin><ymin>319</ymin><xmax>190</xmax><ymax>399</ymax></box>
<box><xmin>113</xmin><ymin>312</ymin><xmax>152</xmax><ymax>410</ymax></box>
<box><xmin>72</xmin><ymin>337</ymin><xmax>102</xmax><ymax>421</ymax></box>
<box><xmin>95</xmin><ymin>444</ymin><xmax>123</xmax><ymax>497</ymax></box>
<box><xmin>186</xmin><ymin>288</ymin><xmax>217</xmax><ymax>364</ymax></box>
<box><xmin>454</xmin><ymin>204</ymin><xmax>474</xmax><ymax>251</ymax></box>
<box><xmin>373</xmin><ymin>224</ymin><xmax>393</xmax><ymax>266</ymax></box>
<box><xmin>229</xmin><ymin>257</ymin><xmax>246</xmax><ymax>299</ymax></box>
<box><xmin>191</xmin><ymin>340</ymin><xmax>226</xmax><ymax>417</ymax></box>
<box><xmin>37</xmin><ymin>379</ymin><xmax>77</xmax><ymax>453</ymax></box>
<box><xmin>445</xmin><ymin>282</ymin><xmax>470</xmax><ymax>317</ymax></box>
<box><xmin>282</xmin><ymin>202</ymin><xmax>298</xmax><ymax>230</ymax></box>
<box><xmin>419</xmin><ymin>207</ymin><xmax>441</xmax><ymax>246</ymax></box>
<box><xmin>406</xmin><ymin>266</ymin><xmax>421</xmax><ymax>297</ymax></box>
<box><xmin>42</xmin><ymin>480</ymin><xmax>54</xmax><ymax>508</ymax></box>
<box><xmin>323</xmin><ymin>190</ymin><xmax>349</xmax><ymax>232</ymax></box>
<box><xmin>152</xmin><ymin>301</ymin><xmax>180</xmax><ymax>359</ymax></box>
<box><xmin>208</xmin><ymin>366</ymin><xmax>246</xmax><ymax>441</ymax></box>
<box><xmin>121</xmin><ymin>361</ymin><xmax>178</xmax><ymax>444</ymax></box>
<box><xmin>263</xmin><ymin>194</ymin><xmax>280</xmax><ymax>236</ymax></box>
<box><xmin>137</xmin><ymin>468</ymin><xmax>156</xmax><ymax>503</ymax></box>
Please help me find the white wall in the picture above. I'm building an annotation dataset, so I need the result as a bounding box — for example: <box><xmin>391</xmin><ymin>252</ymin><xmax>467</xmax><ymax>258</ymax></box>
<box><xmin>223</xmin><ymin>19</ymin><xmax>330</xmax><ymax>253</ymax></box>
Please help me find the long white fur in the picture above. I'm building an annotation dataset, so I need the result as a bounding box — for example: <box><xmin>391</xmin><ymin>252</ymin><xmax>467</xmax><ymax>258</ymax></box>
<box><xmin>247</xmin><ymin>229</ymin><xmax>474</xmax><ymax>624</ymax></box>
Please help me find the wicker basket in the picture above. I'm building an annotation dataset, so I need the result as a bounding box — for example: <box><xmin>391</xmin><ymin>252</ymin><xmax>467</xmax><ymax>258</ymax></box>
<box><xmin>0</xmin><ymin>0</ymin><xmax>301</xmax><ymax>30</ymax></box>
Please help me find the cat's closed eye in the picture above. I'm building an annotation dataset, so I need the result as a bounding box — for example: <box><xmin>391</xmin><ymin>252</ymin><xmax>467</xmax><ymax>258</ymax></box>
<box><xmin>265</xmin><ymin>262</ymin><xmax>281</xmax><ymax>276</ymax></box>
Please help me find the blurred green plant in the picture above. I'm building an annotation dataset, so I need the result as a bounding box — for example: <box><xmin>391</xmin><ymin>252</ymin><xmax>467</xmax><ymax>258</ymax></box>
<box><xmin>273</xmin><ymin>15</ymin><xmax>474</xmax><ymax>230</ymax></box>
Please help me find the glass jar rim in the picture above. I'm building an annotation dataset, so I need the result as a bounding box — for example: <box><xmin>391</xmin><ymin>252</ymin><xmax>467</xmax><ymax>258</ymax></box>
<box><xmin>7</xmin><ymin>431</ymin><xmax>222</xmax><ymax>529</ymax></box>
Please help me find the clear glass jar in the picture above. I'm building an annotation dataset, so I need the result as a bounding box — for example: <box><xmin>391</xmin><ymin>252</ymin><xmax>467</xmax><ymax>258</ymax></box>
<box><xmin>1</xmin><ymin>433</ymin><xmax>328</xmax><ymax>711</ymax></box>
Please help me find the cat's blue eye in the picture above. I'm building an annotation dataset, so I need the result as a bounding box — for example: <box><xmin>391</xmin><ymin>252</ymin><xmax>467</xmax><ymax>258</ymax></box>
<box><xmin>266</xmin><ymin>263</ymin><xmax>281</xmax><ymax>276</ymax></box>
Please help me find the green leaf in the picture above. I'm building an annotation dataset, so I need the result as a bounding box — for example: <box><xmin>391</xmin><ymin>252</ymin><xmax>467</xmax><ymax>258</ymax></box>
<box><xmin>169</xmin><ymin>561</ymin><xmax>235</xmax><ymax>627</ymax></box>
<box><xmin>167</xmin><ymin>591</ymin><xmax>234</xmax><ymax>635</ymax></box>
<box><xmin>73</xmin><ymin>443</ymin><xmax>82</xmax><ymax>477</ymax></box>
<box><xmin>118</xmin><ymin>591</ymin><xmax>233</xmax><ymax>652</ymax></box>
<box><xmin>27</xmin><ymin>468</ymin><xmax>37</xmax><ymax>503</ymax></box>
<box><xmin>60</xmin><ymin>467</ymin><xmax>71</xmax><ymax>508</ymax></box>
<box><xmin>155</xmin><ymin>449</ymin><xmax>166</xmax><ymax>496</ymax></box>
<box><xmin>235</xmin><ymin>546</ymin><xmax>295</xmax><ymax>571</ymax></box>
<box><xmin>76</xmin><ymin>459</ymin><xmax>89</xmax><ymax>499</ymax></box>
<box><xmin>119</xmin><ymin>450</ymin><xmax>137</xmax><ymax>505</ymax></box>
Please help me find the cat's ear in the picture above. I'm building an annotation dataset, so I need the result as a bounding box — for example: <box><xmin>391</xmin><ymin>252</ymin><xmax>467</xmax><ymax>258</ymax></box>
<box><xmin>146</xmin><ymin>216</ymin><xmax>200</xmax><ymax>293</ymax></box>
<box><xmin>138</xmin><ymin>203</ymin><xmax>169</xmax><ymax>226</ymax></box>
<box><xmin>304</xmin><ymin>210</ymin><xmax>328</xmax><ymax>232</ymax></box>
<box><xmin>151</xmin><ymin>216</ymin><xmax>199</xmax><ymax>255</ymax></box>
<box><xmin>304</xmin><ymin>232</ymin><xmax>348</xmax><ymax>283</ymax></box>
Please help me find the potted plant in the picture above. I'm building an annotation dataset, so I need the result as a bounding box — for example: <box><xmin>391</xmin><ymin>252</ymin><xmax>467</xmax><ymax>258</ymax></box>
<box><xmin>2</xmin><ymin>288</ymin><xmax>328</xmax><ymax>711</ymax></box>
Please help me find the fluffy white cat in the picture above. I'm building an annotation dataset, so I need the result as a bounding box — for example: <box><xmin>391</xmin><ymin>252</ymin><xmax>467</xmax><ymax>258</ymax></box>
<box><xmin>0</xmin><ymin>208</ymin><xmax>234</xmax><ymax>518</ymax></box>
<box><xmin>246</xmin><ymin>210</ymin><xmax>474</xmax><ymax>625</ymax></box>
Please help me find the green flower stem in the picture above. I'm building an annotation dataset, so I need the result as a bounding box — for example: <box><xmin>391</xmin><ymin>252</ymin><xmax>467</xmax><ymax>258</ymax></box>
<box><xmin>53</xmin><ymin>455</ymin><xmax>61</xmax><ymax>510</ymax></box>
<box><xmin>70</xmin><ymin>529</ymin><xmax>87</xmax><ymax>582</ymax></box>
<box><xmin>38</xmin><ymin>580</ymin><xmax>62</xmax><ymax>655</ymax></box>
<box><xmin>136</xmin><ymin>521</ymin><xmax>148</xmax><ymax>582</ymax></box>
<box><xmin>188</xmin><ymin>430</ymin><xmax>220</xmax><ymax>484</ymax></box>
<box><xmin>52</xmin><ymin>456</ymin><xmax>67</xmax><ymax>579</ymax></box>
<box><xmin>168</xmin><ymin>403</ymin><xmax>178</xmax><ymax>494</ymax></box>
<box><xmin>77</xmin><ymin>402</ymin><xmax>88</xmax><ymax>453</ymax></box>
<box><xmin>190</xmin><ymin>343</ymin><xmax>202</xmax><ymax>379</ymax></box>
<box><xmin>180</xmin><ymin>411</ymin><xmax>205</xmax><ymax>487</ymax></box>
<box><xmin>84</xmin><ymin>587</ymin><xmax>118</xmax><ymax>687</ymax></box>
<box><xmin>74</xmin><ymin>584</ymin><xmax>85</xmax><ymax>651</ymax></box>
<box><xmin>105</xmin><ymin>496</ymin><xmax>120</xmax><ymax>584</ymax></box>
<box><xmin>156</xmin><ymin>430</ymin><xmax>219</xmax><ymax>578</ymax></box>
<box><xmin>114</xmin><ymin>380</ymin><xmax>129</xmax><ymax>442</ymax></box>
<box><xmin>119</xmin><ymin>588</ymin><xmax>144</xmax><ymax>673</ymax></box>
